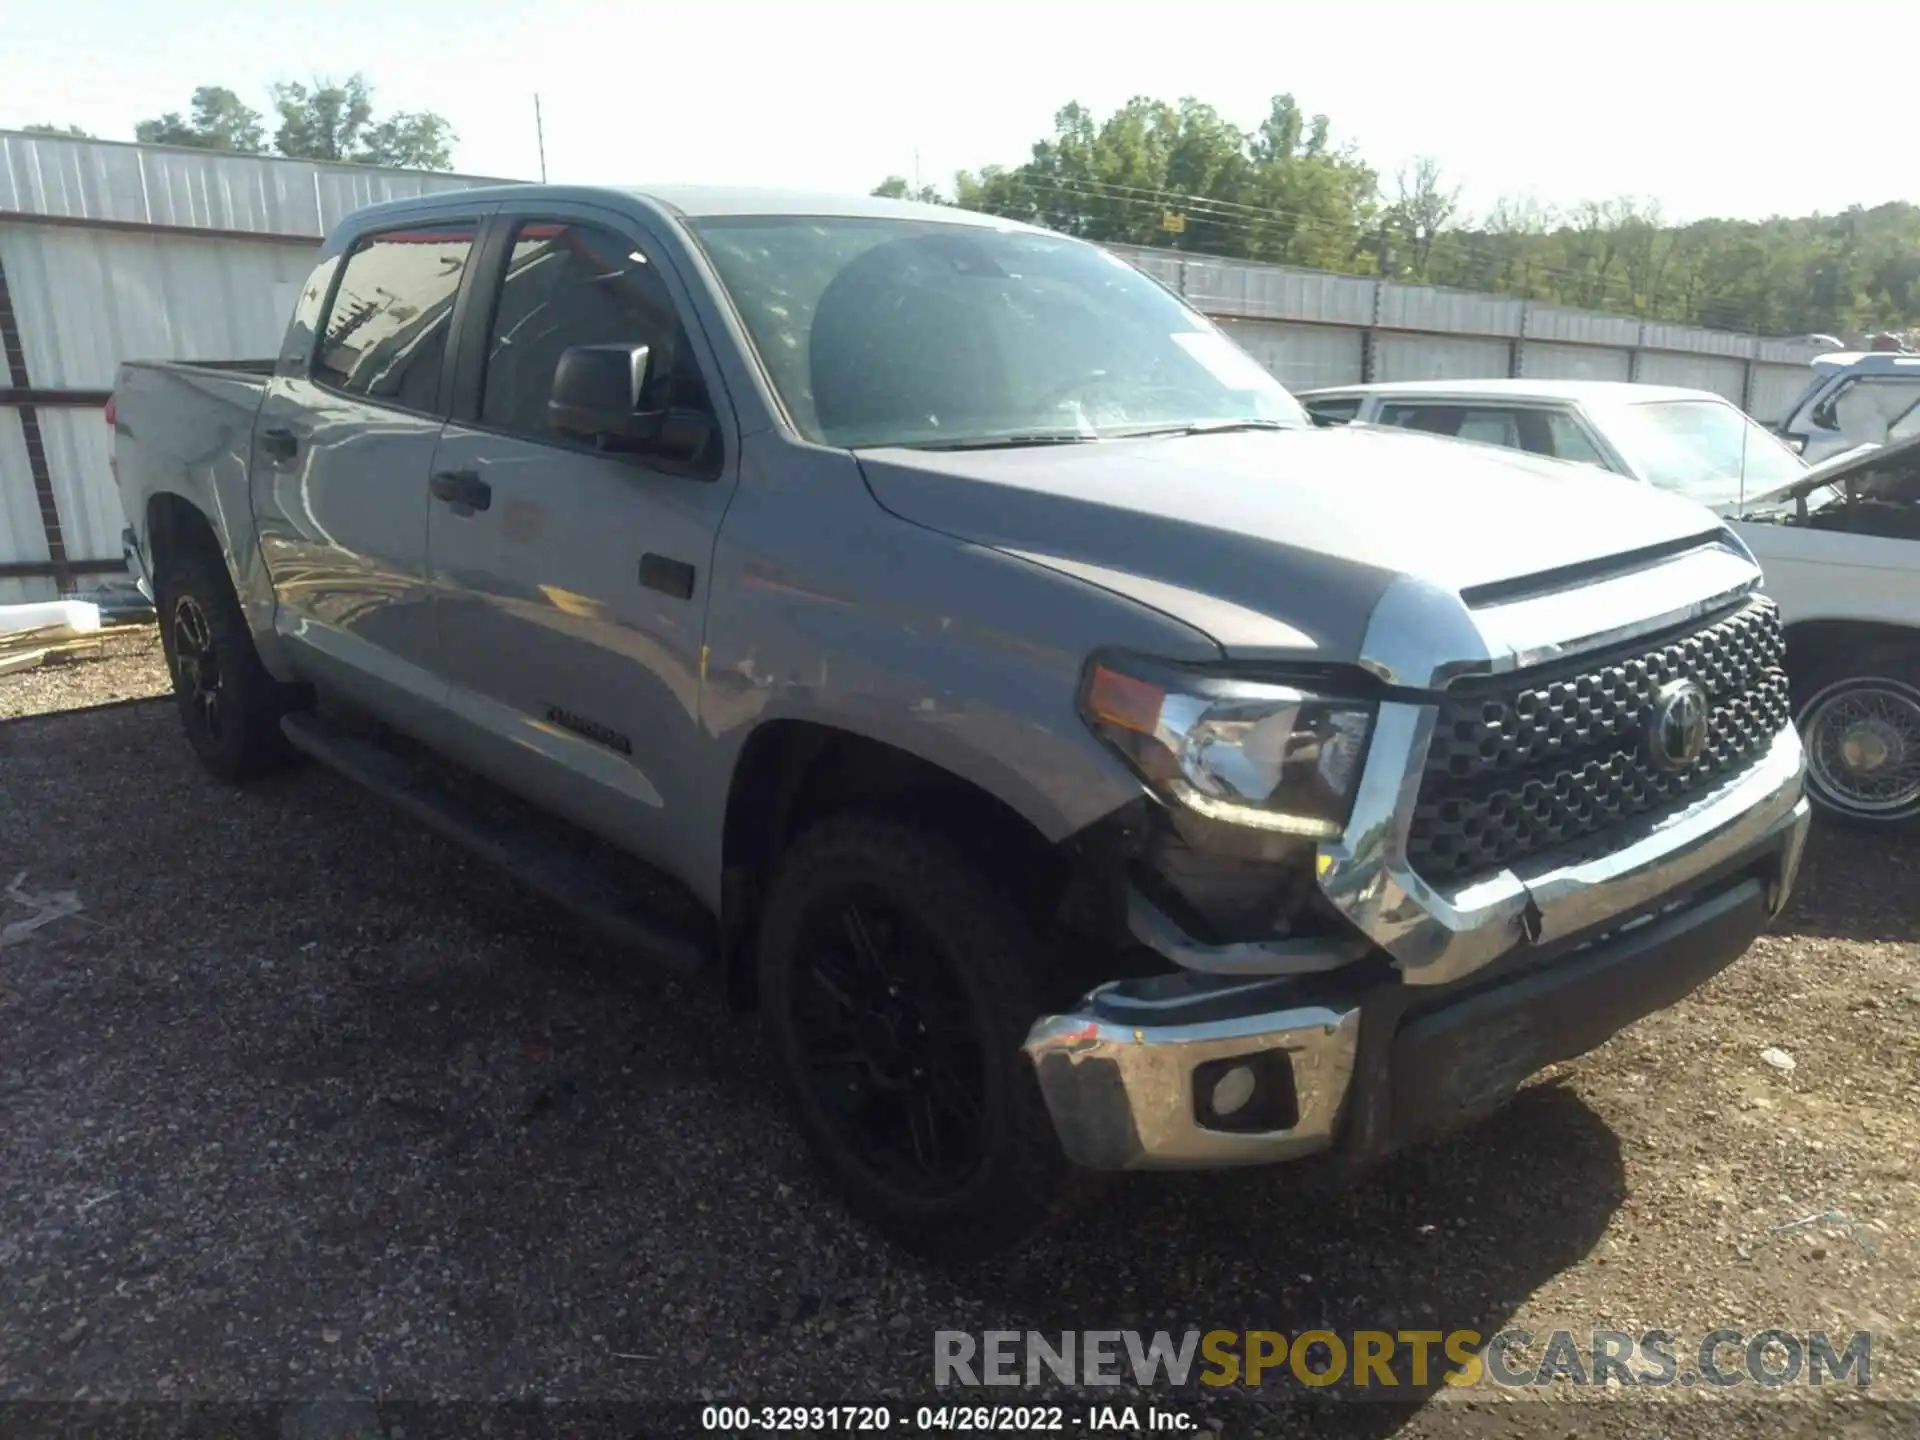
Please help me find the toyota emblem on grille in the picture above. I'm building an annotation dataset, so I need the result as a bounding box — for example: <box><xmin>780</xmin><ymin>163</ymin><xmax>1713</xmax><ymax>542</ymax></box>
<box><xmin>1646</xmin><ymin>679</ymin><xmax>1711</xmax><ymax>771</ymax></box>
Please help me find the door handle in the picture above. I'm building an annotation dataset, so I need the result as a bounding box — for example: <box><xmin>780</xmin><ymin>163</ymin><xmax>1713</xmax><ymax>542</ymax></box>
<box><xmin>430</xmin><ymin>469</ymin><xmax>492</xmax><ymax>513</ymax></box>
<box><xmin>261</xmin><ymin>427</ymin><xmax>299</xmax><ymax>462</ymax></box>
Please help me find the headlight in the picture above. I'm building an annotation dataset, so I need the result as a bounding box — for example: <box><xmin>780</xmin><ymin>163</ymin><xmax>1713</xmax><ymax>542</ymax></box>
<box><xmin>1078</xmin><ymin>654</ymin><xmax>1376</xmax><ymax>839</ymax></box>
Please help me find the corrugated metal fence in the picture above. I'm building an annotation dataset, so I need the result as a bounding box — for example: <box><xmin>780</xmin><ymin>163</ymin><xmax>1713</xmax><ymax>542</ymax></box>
<box><xmin>0</xmin><ymin>132</ymin><xmax>511</xmax><ymax>603</ymax></box>
<box><xmin>1107</xmin><ymin>243</ymin><xmax>1820</xmax><ymax>419</ymax></box>
<box><xmin>0</xmin><ymin>130</ymin><xmax>1826</xmax><ymax>603</ymax></box>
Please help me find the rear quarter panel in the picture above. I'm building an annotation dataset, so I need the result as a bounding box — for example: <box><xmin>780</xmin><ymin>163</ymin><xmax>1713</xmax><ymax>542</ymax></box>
<box><xmin>113</xmin><ymin>361</ymin><xmax>286</xmax><ymax>669</ymax></box>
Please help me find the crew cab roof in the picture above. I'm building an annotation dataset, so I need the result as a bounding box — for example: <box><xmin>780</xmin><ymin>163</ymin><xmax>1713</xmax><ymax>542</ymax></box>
<box><xmin>327</xmin><ymin>183</ymin><xmax>1033</xmax><ymax>234</ymax></box>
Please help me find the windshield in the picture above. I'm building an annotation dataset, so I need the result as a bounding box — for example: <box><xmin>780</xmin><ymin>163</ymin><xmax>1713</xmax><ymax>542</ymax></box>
<box><xmin>1606</xmin><ymin>399</ymin><xmax>1808</xmax><ymax>509</ymax></box>
<box><xmin>688</xmin><ymin>216</ymin><xmax>1308</xmax><ymax>448</ymax></box>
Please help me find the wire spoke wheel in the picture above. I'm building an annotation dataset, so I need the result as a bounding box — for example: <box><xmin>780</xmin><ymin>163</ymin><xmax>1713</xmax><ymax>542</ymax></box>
<box><xmin>170</xmin><ymin>594</ymin><xmax>225</xmax><ymax>742</ymax></box>
<box><xmin>790</xmin><ymin>888</ymin><xmax>988</xmax><ymax>1199</ymax></box>
<box><xmin>1803</xmin><ymin>679</ymin><xmax>1920</xmax><ymax>817</ymax></box>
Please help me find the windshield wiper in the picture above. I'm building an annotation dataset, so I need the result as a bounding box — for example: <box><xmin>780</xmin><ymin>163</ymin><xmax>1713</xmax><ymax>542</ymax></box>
<box><xmin>1111</xmin><ymin>419</ymin><xmax>1295</xmax><ymax>439</ymax></box>
<box><xmin>896</xmin><ymin>418</ymin><xmax>1295</xmax><ymax>450</ymax></box>
<box><xmin>906</xmin><ymin>432</ymin><xmax>1100</xmax><ymax>451</ymax></box>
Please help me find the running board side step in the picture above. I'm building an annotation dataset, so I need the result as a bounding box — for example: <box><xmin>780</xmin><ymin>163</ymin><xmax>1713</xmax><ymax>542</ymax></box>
<box><xmin>280</xmin><ymin>710</ymin><xmax>712</xmax><ymax>976</ymax></box>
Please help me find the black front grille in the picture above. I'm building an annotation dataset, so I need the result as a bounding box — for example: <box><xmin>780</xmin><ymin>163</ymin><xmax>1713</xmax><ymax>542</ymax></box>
<box><xmin>1406</xmin><ymin>599</ymin><xmax>1790</xmax><ymax>883</ymax></box>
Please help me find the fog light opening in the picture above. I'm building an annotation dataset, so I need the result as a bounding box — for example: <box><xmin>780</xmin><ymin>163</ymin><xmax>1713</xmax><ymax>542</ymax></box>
<box><xmin>1211</xmin><ymin>1065</ymin><xmax>1257</xmax><ymax>1117</ymax></box>
<box><xmin>1193</xmin><ymin>1051</ymin><xmax>1302</xmax><ymax>1134</ymax></box>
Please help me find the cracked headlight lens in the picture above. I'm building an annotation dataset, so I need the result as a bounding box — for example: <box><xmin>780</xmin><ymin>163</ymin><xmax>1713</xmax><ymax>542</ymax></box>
<box><xmin>1079</xmin><ymin>654</ymin><xmax>1375</xmax><ymax>839</ymax></box>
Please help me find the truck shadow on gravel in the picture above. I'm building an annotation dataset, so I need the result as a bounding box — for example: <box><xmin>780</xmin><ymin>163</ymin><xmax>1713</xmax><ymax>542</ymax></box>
<box><xmin>950</xmin><ymin>1083</ymin><xmax>1623</xmax><ymax>1433</ymax></box>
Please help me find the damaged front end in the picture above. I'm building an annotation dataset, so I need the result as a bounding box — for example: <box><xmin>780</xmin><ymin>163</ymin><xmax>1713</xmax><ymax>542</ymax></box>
<box><xmin>1024</xmin><ymin>548</ymin><xmax>1812</xmax><ymax>1176</ymax></box>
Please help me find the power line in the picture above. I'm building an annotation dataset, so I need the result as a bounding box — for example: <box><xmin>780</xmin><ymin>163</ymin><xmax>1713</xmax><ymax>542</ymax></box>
<box><xmin>990</xmin><ymin>172</ymin><xmax>1733</xmax><ymax>311</ymax></box>
<box><xmin>957</xmin><ymin>171</ymin><xmax>1811</xmax><ymax>336</ymax></box>
<box><xmin>952</xmin><ymin>168</ymin><xmax>1893</xmax><ymax>339</ymax></box>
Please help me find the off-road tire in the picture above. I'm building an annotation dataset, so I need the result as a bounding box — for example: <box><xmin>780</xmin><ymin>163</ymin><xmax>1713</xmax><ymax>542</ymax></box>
<box><xmin>154</xmin><ymin>544</ymin><xmax>294</xmax><ymax>783</ymax></box>
<box><xmin>756</xmin><ymin>815</ymin><xmax>1097</xmax><ymax>1260</ymax></box>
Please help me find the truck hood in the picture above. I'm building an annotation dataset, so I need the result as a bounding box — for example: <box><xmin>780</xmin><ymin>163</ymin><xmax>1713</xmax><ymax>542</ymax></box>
<box><xmin>1723</xmin><ymin>432</ymin><xmax>1920</xmax><ymax>511</ymax></box>
<box><xmin>856</xmin><ymin>426</ymin><xmax>1727</xmax><ymax>664</ymax></box>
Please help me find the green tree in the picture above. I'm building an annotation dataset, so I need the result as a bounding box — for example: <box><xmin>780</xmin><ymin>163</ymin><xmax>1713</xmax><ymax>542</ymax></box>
<box><xmin>22</xmin><ymin>123</ymin><xmax>96</xmax><ymax>138</ymax></box>
<box><xmin>270</xmin><ymin>75</ymin><xmax>454</xmax><ymax>169</ymax></box>
<box><xmin>939</xmin><ymin>94</ymin><xmax>1377</xmax><ymax>269</ymax></box>
<box><xmin>134</xmin><ymin>87</ymin><xmax>266</xmax><ymax>153</ymax></box>
<box><xmin>1374</xmin><ymin>157</ymin><xmax>1460</xmax><ymax>282</ymax></box>
<box><xmin>356</xmin><ymin>112</ymin><xmax>456</xmax><ymax>170</ymax></box>
<box><xmin>919</xmin><ymin>90</ymin><xmax>1920</xmax><ymax>341</ymax></box>
<box><xmin>132</xmin><ymin>77</ymin><xmax>453</xmax><ymax>169</ymax></box>
<box><xmin>872</xmin><ymin>176</ymin><xmax>944</xmax><ymax>204</ymax></box>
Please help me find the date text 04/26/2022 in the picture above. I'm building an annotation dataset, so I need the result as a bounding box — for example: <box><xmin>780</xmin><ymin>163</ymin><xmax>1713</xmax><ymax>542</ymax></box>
<box><xmin>698</xmin><ymin>1404</ymin><xmax>1197</xmax><ymax>1432</ymax></box>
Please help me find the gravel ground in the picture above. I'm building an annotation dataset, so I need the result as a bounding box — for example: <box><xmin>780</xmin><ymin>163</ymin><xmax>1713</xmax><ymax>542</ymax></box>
<box><xmin>0</xmin><ymin>628</ymin><xmax>171</xmax><ymax>719</ymax></box>
<box><xmin>1</xmin><ymin>643</ymin><xmax>1915</xmax><ymax>1438</ymax></box>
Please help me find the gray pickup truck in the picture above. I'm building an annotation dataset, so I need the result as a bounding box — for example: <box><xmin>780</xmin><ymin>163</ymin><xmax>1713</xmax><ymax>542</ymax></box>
<box><xmin>111</xmin><ymin>185</ymin><xmax>1811</xmax><ymax>1257</ymax></box>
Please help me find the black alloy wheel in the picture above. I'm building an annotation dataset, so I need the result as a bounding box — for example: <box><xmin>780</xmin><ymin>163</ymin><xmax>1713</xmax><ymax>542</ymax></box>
<box><xmin>170</xmin><ymin>593</ymin><xmax>226</xmax><ymax>744</ymax></box>
<box><xmin>788</xmin><ymin>886</ymin><xmax>988</xmax><ymax>1198</ymax></box>
<box><xmin>756</xmin><ymin>816</ymin><xmax>1092</xmax><ymax>1258</ymax></box>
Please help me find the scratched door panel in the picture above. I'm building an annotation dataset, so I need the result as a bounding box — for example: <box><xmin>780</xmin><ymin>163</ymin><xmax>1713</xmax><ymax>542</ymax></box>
<box><xmin>254</xmin><ymin>221</ymin><xmax>482</xmax><ymax>728</ymax></box>
<box><xmin>423</xmin><ymin>215</ymin><xmax>735</xmax><ymax>879</ymax></box>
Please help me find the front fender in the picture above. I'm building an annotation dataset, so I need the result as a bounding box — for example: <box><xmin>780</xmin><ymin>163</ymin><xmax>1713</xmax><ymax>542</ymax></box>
<box><xmin>690</xmin><ymin>437</ymin><xmax>1224</xmax><ymax>897</ymax></box>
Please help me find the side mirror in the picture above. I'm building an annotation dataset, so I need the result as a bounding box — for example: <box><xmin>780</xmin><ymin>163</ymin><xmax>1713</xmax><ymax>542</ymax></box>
<box><xmin>548</xmin><ymin>343</ymin><xmax>715</xmax><ymax>466</ymax></box>
<box><xmin>549</xmin><ymin>344</ymin><xmax>664</xmax><ymax>449</ymax></box>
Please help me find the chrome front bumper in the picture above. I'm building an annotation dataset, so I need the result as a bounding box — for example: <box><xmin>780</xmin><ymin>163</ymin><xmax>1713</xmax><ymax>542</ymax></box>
<box><xmin>1316</xmin><ymin>717</ymin><xmax>1809</xmax><ymax>987</ymax></box>
<box><xmin>1024</xmin><ymin>982</ymin><xmax>1362</xmax><ymax>1170</ymax></box>
<box><xmin>1023</xmin><ymin>724</ymin><xmax>1810</xmax><ymax>1172</ymax></box>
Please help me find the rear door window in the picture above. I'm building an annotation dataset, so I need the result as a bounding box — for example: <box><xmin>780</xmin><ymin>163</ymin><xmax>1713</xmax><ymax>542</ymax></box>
<box><xmin>1455</xmin><ymin>409</ymin><xmax>1523</xmax><ymax>448</ymax></box>
<box><xmin>1543</xmin><ymin>411</ymin><xmax>1611</xmax><ymax>468</ymax></box>
<box><xmin>1888</xmin><ymin>397</ymin><xmax>1920</xmax><ymax>445</ymax></box>
<box><xmin>314</xmin><ymin>223</ymin><xmax>476</xmax><ymax>414</ymax></box>
<box><xmin>1380</xmin><ymin>403</ymin><xmax>1462</xmax><ymax>435</ymax></box>
<box><xmin>1820</xmin><ymin>376</ymin><xmax>1920</xmax><ymax>445</ymax></box>
<box><xmin>1305</xmin><ymin>396</ymin><xmax>1362</xmax><ymax>427</ymax></box>
<box><xmin>1379</xmin><ymin>404</ymin><xmax>1529</xmax><ymax>452</ymax></box>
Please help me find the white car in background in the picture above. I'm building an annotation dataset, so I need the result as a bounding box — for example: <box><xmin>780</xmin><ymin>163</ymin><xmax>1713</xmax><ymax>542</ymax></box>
<box><xmin>1297</xmin><ymin>379</ymin><xmax>1920</xmax><ymax>830</ymax></box>
<box><xmin>1771</xmin><ymin>351</ymin><xmax>1920</xmax><ymax>464</ymax></box>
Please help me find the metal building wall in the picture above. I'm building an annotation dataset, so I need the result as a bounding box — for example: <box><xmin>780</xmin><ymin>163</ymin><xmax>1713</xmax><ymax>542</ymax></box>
<box><xmin>1747</xmin><ymin>364</ymin><xmax>1817</xmax><ymax>424</ymax></box>
<box><xmin>36</xmin><ymin>407</ymin><xmax>119</xmax><ymax>577</ymax></box>
<box><xmin>0</xmin><ymin>408</ymin><xmax>51</xmax><ymax>605</ymax></box>
<box><xmin>0</xmin><ymin>130</ymin><xmax>510</xmax><ymax>601</ymax></box>
<box><xmin>1109</xmin><ymin>239</ymin><xmax>1827</xmax><ymax>431</ymax></box>
<box><xmin>1519</xmin><ymin>343</ymin><xmax>1632</xmax><ymax>382</ymax></box>
<box><xmin>0</xmin><ymin>133</ymin><xmax>512</xmax><ymax>245</ymax></box>
<box><xmin>1214</xmin><ymin>318</ymin><xmax>1363</xmax><ymax>389</ymax></box>
<box><xmin>1633</xmin><ymin>351</ymin><xmax>1749</xmax><ymax>403</ymax></box>
<box><xmin>0</xmin><ymin>225</ymin><xmax>321</xmax><ymax>385</ymax></box>
<box><xmin>1373</xmin><ymin>334</ymin><xmax>1512</xmax><ymax>382</ymax></box>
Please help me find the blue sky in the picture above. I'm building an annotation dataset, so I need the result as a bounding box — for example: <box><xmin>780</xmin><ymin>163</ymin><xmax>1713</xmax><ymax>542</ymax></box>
<box><xmin>3</xmin><ymin>0</ymin><xmax>1914</xmax><ymax>224</ymax></box>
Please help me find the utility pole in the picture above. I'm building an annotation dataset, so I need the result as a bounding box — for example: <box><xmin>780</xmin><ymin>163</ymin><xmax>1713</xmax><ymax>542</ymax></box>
<box><xmin>534</xmin><ymin>94</ymin><xmax>548</xmax><ymax>182</ymax></box>
<box><xmin>913</xmin><ymin>147</ymin><xmax>921</xmax><ymax>195</ymax></box>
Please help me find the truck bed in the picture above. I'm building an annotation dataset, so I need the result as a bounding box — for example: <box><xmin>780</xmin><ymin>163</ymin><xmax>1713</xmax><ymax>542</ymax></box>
<box><xmin>127</xmin><ymin>357</ymin><xmax>278</xmax><ymax>379</ymax></box>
